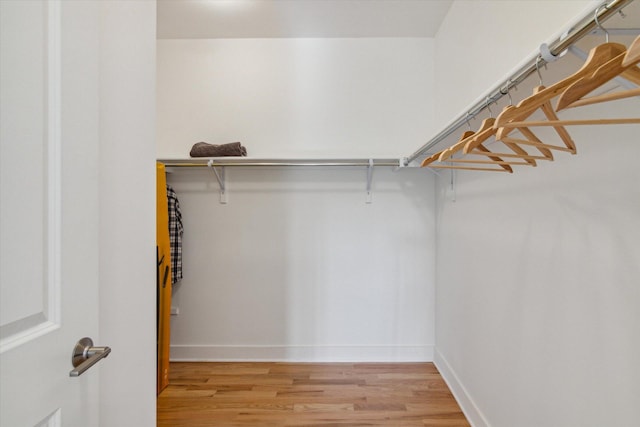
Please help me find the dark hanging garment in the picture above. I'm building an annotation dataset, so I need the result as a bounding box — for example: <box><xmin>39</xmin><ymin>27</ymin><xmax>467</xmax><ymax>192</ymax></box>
<box><xmin>166</xmin><ymin>185</ymin><xmax>183</xmax><ymax>285</ymax></box>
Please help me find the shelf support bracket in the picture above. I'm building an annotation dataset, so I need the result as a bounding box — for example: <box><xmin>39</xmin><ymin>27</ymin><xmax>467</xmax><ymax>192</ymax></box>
<box><xmin>207</xmin><ymin>160</ymin><xmax>227</xmax><ymax>204</ymax></box>
<box><xmin>366</xmin><ymin>158</ymin><xmax>374</xmax><ymax>204</ymax></box>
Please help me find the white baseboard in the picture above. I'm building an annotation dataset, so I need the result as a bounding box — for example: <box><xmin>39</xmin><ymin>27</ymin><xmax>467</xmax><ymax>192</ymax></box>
<box><xmin>433</xmin><ymin>349</ymin><xmax>490</xmax><ymax>427</ymax></box>
<box><xmin>170</xmin><ymin>344</ymin><xmax>434</xmax><ymax>362</ymax></box>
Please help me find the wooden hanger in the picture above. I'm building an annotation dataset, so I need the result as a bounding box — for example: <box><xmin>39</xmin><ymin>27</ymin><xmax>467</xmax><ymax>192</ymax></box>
<box><xmin>441</xmin><ymin>116</ymin><xmax>533</xmax><ymax>164</ymax></box>
<box><xmin>496</xmin><ymin>125</ymin><xmax>556</xmax><ymax>159</ymax></box>
<box><xmin>500</xmin><ymin>129</ymin><xmax>572</xmax><ymax>155</ymax></box>
<box><xmin>494</xmin><ymin>42</ymin><xmax>631</xmax><ymax>128</ymax></box>
<box><xmin>499</xmin><ymin>117</ymin><xmax>640</xmax><ymax>127</ymax></box>
<box><xmin>534</xmin><ymin>86</ymin><xmax>577</xmax><ymax>153</ymax></box>
<box><xmin>421</xmin><ymin>130</ymin><xmax>475</xmax><ymax>167</ymax></box>
<box><xmin>556</xmin><ymin>87</ymin><xmax>640</xmax><ymax>109</ymax></box>
<box><xmin>444</xmin><ymin>115</ymin><xmax>542</xmax><ymax>171</ymax></box>
<box><xmin>439</xmin><ymin>119</ymin><xmax>494</xmax><ymax>161</ymax></box>
<box><xmin>421</xmin><ymin>129</ymin><xmax>517</xmax><ymax>172</ymax></box>
<box><xmin>466</xmin><ymin>148</ymin><xmax>550</xmax><ymax>161</ymax></box>
<box><xmin>496</xmin><ymin>87</ymin><xmax>577</xmax><ymax>155</ymax></box>
<box><xmin>622</xmin><ymin>35</ymin><xmax>640</xmax><ymax>67</ymax></box>
<box><xmin>420</xmin><ymin>152</ymin><xmax>445</xmax><ymax>167</ymax></box>
<box><xmin>484</xmin><ymin>81</ymin><xmax>564</xmax><ymax>161</ymax></box>
<box><xmin>441</xmin><ymin>118</ymin><xmax>531</xmax><ymax>170</ymax></box>
<box><xmin>461</xmin><ymin>121</ymin><xmax>539</xmax><ymax>167</ymax></box>
<box><xmin>504</xmin><ymin>72</ymin><xmax>639</xmax><ymax>126</ymax></box>
<box><xmin>556</xmin><ymin>49</ymin><xmax>640</xmax><ymax>110</ymax></box>
<box><xmin>466</xmin><ymin>122</ymin><xmax>551</xmax><ymax>162</ymax></box>
<box><xmin>427</xmin><ymin>164</ymin><xmax>513</xmax><ymax>172</ymax></box>
<box><xmin>464</xmin><ymin>106</ymin><xmax>557</xmax><ymax>165</ymax></box>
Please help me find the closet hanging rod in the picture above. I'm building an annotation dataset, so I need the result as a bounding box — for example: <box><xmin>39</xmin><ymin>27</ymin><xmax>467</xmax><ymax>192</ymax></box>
<box><xmin>406</xmin><ymin>0</ymin><xmax>635</xmax><ymax>164</ymax></box>
<box><xmin>158</xmin><ymin>158</ymin><xmax>405</xmax><ymax>168</ymax></box>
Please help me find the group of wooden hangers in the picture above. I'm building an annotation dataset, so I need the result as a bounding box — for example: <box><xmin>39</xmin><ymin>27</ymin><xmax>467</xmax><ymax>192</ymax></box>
<box><xmin>422</xmin><ymin>31</ymin><xmax>640</xmax><ymax>172</ymax></box>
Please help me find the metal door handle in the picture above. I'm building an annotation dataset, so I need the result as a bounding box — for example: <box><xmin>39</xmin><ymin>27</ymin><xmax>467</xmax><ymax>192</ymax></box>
<box><xmin>69</xmin><ymin>337</ymin><xmax>111</xmax><ymax>377</ymax></box>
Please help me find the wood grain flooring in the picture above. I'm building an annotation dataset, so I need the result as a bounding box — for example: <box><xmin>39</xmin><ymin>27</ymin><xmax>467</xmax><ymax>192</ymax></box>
<box><xmin>157</xmin><ymin>362</ymin><xmax>470</xmax><ymax>426</ymax></box>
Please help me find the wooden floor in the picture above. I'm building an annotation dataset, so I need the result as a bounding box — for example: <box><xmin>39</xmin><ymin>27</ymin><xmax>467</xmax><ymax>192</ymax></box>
<box><xmin>157</xmin><ymin>362</ymin><xmax>470</xmax><ymax>427</ymax></box>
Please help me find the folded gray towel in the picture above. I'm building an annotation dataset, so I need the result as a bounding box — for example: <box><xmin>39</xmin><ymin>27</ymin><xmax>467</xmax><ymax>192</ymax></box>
<box><xmin>190</xmin><ymin>141</ymin><xmax>247</xmax><ymax>157</ymax></box>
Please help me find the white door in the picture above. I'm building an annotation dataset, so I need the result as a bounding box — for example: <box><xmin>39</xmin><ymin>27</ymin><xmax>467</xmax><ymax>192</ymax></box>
<box><xmin>1</xmin><ymin>1</ymin><xmax>103</xmax><ymax>425</ymax></box>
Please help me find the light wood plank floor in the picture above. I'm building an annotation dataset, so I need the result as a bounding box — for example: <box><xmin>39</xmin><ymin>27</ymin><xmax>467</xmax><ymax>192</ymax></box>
<box><xmin>157</xmin><ymin>362</ymin><xmax>470</xmax><ymax>427</ymax></box>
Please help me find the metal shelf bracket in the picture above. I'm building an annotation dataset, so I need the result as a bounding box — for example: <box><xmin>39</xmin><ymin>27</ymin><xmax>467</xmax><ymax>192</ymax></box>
<box><xmin>207</xmin><ymin>160</ymin><xmax>227</xmax><ymax>204</ymax></box>
<box><xmin>366</xmin><ymin>158</ymin><xmax>374</xmax><ymax>204</ymax></box>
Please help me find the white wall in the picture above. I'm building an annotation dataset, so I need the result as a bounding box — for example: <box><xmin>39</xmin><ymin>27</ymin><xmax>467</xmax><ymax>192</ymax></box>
<box><xmin>158</xmin><ymin>38</ymin><xmax>437</xmax><ymax>362</ymax></box>
<box><xmin>433</xmin><ymin>1</ymin><xmax>640</xmax><ymax>426</ymax></box>
<box><xmin>99</xmin><ymin>1</ymin><xmax>156</xmax><ymax>426</ymax></box>
<box><xmin>157</xmin><ymin>38</ymin><xmax>434</xmax><ymax>158</ymax></box>
<box><xmin>168</xmin><ymin>167</ymin><xmax>435</xmax><ymax>361</ymax></box>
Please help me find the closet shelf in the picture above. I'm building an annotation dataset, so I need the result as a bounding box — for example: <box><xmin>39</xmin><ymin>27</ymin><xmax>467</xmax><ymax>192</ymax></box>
<box><xmin>158</xmin><ymin>157</ymin><xmax>408</xmax><ymax>168</ymax></box>
<box><xmin>158</xmin><ymin>157</ymin><xmax>408</xmax><ymax>204</ymax></box>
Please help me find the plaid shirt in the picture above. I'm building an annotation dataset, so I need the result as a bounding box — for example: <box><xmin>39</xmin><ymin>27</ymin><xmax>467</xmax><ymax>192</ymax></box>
<box><xmin>167</xmin><ymin>185</ymin><xmax>183</xmax><ymax>285</ymax></box>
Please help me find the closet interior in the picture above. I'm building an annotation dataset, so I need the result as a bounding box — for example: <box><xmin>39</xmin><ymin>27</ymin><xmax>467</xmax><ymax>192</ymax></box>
<box><xmin>156</xmin><ymin>1</ymin><xmax>639</xmax><ymax>425</ymax></box>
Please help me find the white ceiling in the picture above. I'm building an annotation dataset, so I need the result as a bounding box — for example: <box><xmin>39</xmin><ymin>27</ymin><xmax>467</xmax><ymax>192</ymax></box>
<box><xmin>156</xmin><ymin>0</ymin><xmax>454</xmax><ymax>39</ymax></box>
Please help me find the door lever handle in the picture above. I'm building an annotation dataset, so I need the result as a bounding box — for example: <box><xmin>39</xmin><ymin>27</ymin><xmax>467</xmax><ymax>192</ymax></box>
<box><xmin>69</xmin><ymin>337</ymin><xmax>111</xmax><ymax>377</ymax></box>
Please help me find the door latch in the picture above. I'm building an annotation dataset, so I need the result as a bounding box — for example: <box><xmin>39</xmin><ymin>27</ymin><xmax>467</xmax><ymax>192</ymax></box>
<box><xmin>69</xmin><ymin>337</ymin><xmax>111</xmax><ymax>377</ymax></box>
